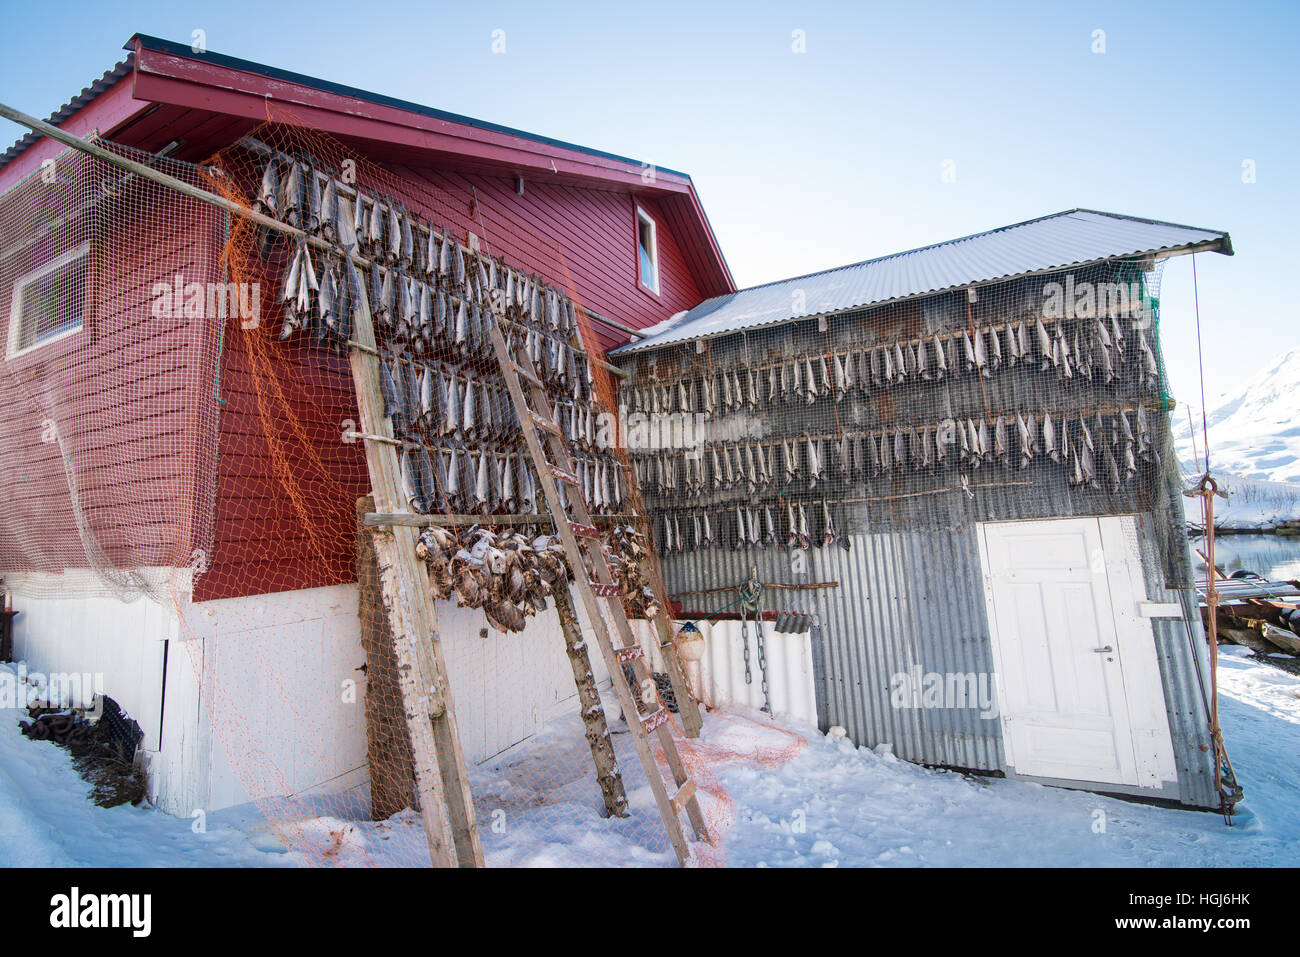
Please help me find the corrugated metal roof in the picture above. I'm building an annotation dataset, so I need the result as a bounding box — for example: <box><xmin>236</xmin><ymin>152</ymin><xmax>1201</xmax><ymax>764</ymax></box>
<box><xmin>614</xmin><ymin>209</ymin><xmax>1232</xmax><ymax>355</ymax></box>
<box><xmin>0</xmin><ymin>57</ymin><xmax>134</xmax><ymax>171</ymax></box>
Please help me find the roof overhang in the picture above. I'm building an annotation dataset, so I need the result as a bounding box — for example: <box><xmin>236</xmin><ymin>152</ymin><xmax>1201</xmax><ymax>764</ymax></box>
<box><xmin>124</xmin><ymin>34</ymin><xmax>734</xmax><ymax>295</ymax></box>
<box><xmin>613</xmin><ymin>210</ymin><xmax>1232</xmax><ymax>356</ymax></box>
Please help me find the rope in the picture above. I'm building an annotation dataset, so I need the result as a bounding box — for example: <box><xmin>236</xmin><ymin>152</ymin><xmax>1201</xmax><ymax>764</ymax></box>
<box><xmin>1191</xmin><ymin>253</ymin><xmax>1211</xmax><ymax>474</ymax></box>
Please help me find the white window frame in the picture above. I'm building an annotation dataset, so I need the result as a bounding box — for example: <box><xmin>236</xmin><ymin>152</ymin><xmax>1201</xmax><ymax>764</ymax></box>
<box><xmin>6</xmin><ymin>240</ymin><xmax>90</xmax><ymax>359</ymax></box>
<box><xmin>635</xmin><ymin>206</ymin><xmax>660</xmax><ymax>296</ymax></box>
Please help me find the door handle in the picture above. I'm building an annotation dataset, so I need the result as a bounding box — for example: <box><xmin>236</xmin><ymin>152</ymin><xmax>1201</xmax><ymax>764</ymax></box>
<box><xmin>1093</xmin><ymin>645</ymin><xmax>1113</xmax><ymax>654</ymax></box>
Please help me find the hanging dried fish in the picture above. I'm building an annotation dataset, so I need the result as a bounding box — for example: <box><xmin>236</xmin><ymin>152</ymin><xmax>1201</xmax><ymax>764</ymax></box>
<box><xmin>972</xmin><ymin>327</ymin><xmax>990</xmax><ymax>377</ymax></box>
<box><xmin>960</xmin><ymin>329</ymin><xmax>977</xmax><ymax>374</ymax></box>
<box><xmin>1035</xmin><ymin>318</ymin><xmax>1054</xmax><ymax>371</ymax></box>
<box><xmin>1136</xmin><ymin>327</ymin><xmax>1160</xmax><ymax>390</ymax></box>
<box><xmin>821</xmin><ymin>501</ymin><xmax>837</xmax><ymax>548</ymax></box>
<box><xmin>932</xmin><ymin>334</ymin><xmax>948</xmax><ymax>380</ymax></box>
<box><xmin>1043</xmin><ymin>410</ymin><xmax>1059</xmax><ymax>463</ymax></box>
<box><xmin>1136</xmin><ymin>404</ymin><xmax>1153</xmax><ymax>461</ymax></box>
<box><xmin>806</xmin><ymin>434</ymin><xmax>823</xmax><ymax>489</ymax></box>
<box><xmin>1055</xmin><ymin>324</ymin><xmax>1073</xmax><ymax>379</ymax></box>
<box><xmin>994</xmin><ymin>414</ymin><xmax>1009</xmax><ymax>468</ymax></box>
<box><xmin>1015</xmin><ymin>412</ymin><xmax>1033</xmax><ymax>469</ymax></box>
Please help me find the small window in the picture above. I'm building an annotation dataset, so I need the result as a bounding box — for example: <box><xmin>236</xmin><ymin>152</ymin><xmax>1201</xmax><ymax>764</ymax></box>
<box><xmin>636</xmin><ymin>206</ymin><xmax>659</xmax><ymax>295</ymax></box>
<box><xmin>7</xmin><ymin>241</ymin><xmax>89</xmax><ymax>358</ymax></box>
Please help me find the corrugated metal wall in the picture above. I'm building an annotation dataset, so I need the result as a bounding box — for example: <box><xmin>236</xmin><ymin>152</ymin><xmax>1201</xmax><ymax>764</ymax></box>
<box><xmin>630</xmin><ymin>262</ymin><xmax>1219</xmax><ymax>808</ymax></box>
<box><xmin>661</xmin><ymin>526</ymin><xmax>1004</xmax><ymax>773</ymax></box>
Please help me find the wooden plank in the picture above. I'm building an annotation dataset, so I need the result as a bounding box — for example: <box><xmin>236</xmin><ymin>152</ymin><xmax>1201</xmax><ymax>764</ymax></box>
<box><xmin>551</xmin><ymin>582</ymin><xmax>628</xmax><ymax>819</ymax></box>
<box><xmin>342</xmin><ymin>245</ymin><xmax>483</xmax><ymax>869</ymax></box>
<box><xmin>1259</xmin><ymin>623</ymin><xmax>1300</xmax><ymax>655</ymax></box>
<box><xmin>669</xmin><ymin>778</ymin><xmax>697</xmax><ymax>816</ymax></box>
<box><xmin>354</xmin><ymin>496</ymin><xmax>417</xmax><ymax>819</ymax></box>
<box><xmin>486</xmin><ymin>303</ymin><xmax>698</xmax><ymax>865</ymax></box>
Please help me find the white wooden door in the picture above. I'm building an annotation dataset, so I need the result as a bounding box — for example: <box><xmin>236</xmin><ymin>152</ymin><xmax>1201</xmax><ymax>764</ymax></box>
<box><xmin>978</xmin><ymin>517</ymin><xmax>1175</xmax><ymax>789</ymax></box>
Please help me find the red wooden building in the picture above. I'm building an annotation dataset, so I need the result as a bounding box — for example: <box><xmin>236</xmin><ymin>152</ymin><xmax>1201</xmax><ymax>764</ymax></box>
<box><xmin>0</xmin><ymin>35</ymin><xmax>732</xmax><ymax>813</ymax></box>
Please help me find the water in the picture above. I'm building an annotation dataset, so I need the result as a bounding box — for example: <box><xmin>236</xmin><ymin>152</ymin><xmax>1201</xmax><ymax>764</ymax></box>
<box><xmin>1190</xmin><ymin>533</ymin><xmax>1300</xmax><ymax>582</ymax></box>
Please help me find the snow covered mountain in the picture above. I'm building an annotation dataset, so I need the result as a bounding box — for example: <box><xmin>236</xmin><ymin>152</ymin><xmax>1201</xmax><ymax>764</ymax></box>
<box><xmin>1175</xmin><ymin>345</ymin><xmax>1300</xmax><ymax>485</ymax></box>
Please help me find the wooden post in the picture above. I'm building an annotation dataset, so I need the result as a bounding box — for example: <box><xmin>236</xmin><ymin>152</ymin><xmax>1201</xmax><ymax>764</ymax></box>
<box><xmin>551</xmin><ymin>583</ymin><xmax>629</xmax><ymax>818</ymax></box>
<box><xmin>355</xmin><ymin>497</ymin><xmax>417</xmax><ymax>819</ymax></box>
<box><xmin>342</xmin><ymin>247</ymin><xmax>483</xmax><ymax>867</ymax></box>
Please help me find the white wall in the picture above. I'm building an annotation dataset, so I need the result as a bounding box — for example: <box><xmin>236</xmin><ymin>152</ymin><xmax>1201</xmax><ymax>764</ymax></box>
<box><xmin>9</xmin><ymin>581</ymin><xmax>172</xmax><ymax>747</ymax></box>
<box><xmin>5</xmin><ymin>572</ymin><xmax>607</xmax><ymax>817</ymax></box>
<box><xmin>634</xmin><ymin>618</ymin><xmax>819</xmax><ymax>726</ymax></box>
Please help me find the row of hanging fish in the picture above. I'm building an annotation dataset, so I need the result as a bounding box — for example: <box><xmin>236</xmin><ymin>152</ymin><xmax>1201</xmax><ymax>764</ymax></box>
<box><xmin>399</xmin><ymin>445</ymin><xmax>536</xmax><ymax>516</ymax></box>
<box><xmin>624</xmin><ymin>315</ymin><xmax>1162</xmax><ymax>419</ymax></box>
<box><xmin>513</xmin><ymin>325</ymin><xmax>595</xmax><ymax>404</ymax></box>
<box><xmin>633</xmin><ymin>405</ymin><xmax>1158</xmax><ymax>498</ymax></box>
<box><xmin>256</xmin><ymin>154</ymin><xmax>583</xmax><ymax>347</ymax></box>
<box><xmin>277</xmin><ymin>241</ymin><xmax>365</xmax><ymax>349</ymax></box>
<box><xmin>380</xmin><ymin>356</ymin><xmax>518</xmax><ymax>444</ymax></box>
<box><xmin>655</xmin><ymin>499</ymin><xmax>850</xmax><ymax>553</ymax></box>
<box><xmin>398</xmin><ymin>442</ymin><xmax>627</xmax><ymax>516</ymax></box>
<box><xmin>416</xmin><ymin>525</ymin><xmax>571</xmax><ymax>633</ymax></box>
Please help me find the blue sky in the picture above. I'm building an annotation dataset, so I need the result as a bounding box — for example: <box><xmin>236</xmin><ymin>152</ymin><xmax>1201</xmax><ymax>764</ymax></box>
<box><xmin>0</xmin><ymin>0</ymin><xmax>1295</xmax><ymax>407</ymax></box>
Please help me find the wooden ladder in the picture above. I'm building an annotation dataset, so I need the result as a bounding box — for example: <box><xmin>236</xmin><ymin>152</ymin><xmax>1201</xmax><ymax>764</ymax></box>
<box><xmin>485</xmin><ymin>302</ymin><xmax>710</xmax><ymax>864</ymax></box>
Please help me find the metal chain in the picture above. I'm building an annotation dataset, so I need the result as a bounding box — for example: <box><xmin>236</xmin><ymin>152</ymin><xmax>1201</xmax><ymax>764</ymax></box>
<box><xmin>738</xmin><ymin>567</ymin><xmax>770</xmax><ymax>711</ymax></box>
<box><xmin>741</xmin><ymin>610</ymin><xmax>752</xmax><ymax>685</ymax></box>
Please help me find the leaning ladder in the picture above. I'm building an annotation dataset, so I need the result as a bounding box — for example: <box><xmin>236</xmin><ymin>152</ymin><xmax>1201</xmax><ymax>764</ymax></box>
<box><xmin>486</xmin><ymin>301</ymin><xmax>711</xmax><ymax>864</ymax></box>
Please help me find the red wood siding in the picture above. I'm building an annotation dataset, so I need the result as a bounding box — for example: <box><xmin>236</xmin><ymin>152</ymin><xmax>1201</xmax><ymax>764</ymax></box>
<box><xmin>194</xmin><ymin>323</ymin><xmax>368</xmax><ymax>602</ymax></box>
<box><xmin>378</xmin><ymin>163</ymin><xmax>704</xmax><ymax>353</ymax></box>
<box><xmin>198</xmin><ymin>161</ymin><xmax>700</xmax><ymax>602</ymax></box>
<box><xmin>0</xmin><ymin>153</ymin><xmax>223</xmax><ymax>576</ymax></box>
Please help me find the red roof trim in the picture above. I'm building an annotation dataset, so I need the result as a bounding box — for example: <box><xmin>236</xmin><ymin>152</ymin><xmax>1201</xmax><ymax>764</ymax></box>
<box><xmin>127</xmin><ymin>38</ymin><xmax>734</xmax><ymax>295</ymax></box>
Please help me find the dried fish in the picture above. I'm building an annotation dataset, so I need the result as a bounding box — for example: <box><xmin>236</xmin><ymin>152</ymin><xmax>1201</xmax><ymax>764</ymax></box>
<box><xmin>932</xmin><ymin>334</ymin><xmax>948</xmax><ymax>379</ymax></box>
<box><xmin>832</xmin><ymin>353</ymin><xmax>848</xmax><ymax>400</ymax></box>
<box><xmin>806</xmin><ymin>435</ymin><xmax>823</xmax><ymax>488</ymax></box>
<box><xmin>972</xmin><ymin>326</ymin><xmax>989</xmax><ymax>377</ymax></box>
<box><xmin>1035</xmin><ymin>318</ymin><xmax>1054</xmax><ymax>371</ymax></box>
<box><xmin>821</xmin><ymin>501</ymin><xmax>837</xmax><ymax>548</ymax></box>
<box><xmin>994</xmin><ymin>414</ymin><xmax>1009</xmax><ymax>467</ymax></box>
<box><xmin>1015</xmin><ymin>411</ymin><xmax>1033</xmax><ymax>468</ymax></box>
<box><xmin>960</xmin><ymin>329</ymin><xmax>977</xmax><ymax>373</ymax></box>
<box><xmin>254</xmin><ymin>159</ymin><xmax>281</xmax><ymax>218</ymax></box>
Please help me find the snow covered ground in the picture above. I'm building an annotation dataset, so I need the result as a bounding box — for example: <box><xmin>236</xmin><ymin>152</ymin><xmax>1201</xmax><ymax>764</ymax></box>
<box><xmin>2</xmin><ymin>654</ymin><xmax>1297</xmax><ymax>867</ymax></box>
<box><xmin>1180</xmin><ymin>472</ymin><xmax>1300</xmax><ymax>532</ymax></box>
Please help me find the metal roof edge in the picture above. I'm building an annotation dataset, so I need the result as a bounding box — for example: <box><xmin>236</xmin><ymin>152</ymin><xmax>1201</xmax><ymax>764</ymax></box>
<box><xmin>610</xmin><ymin>229</ymin><xmax>1231</xmax><ymax>356</ymax></box>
